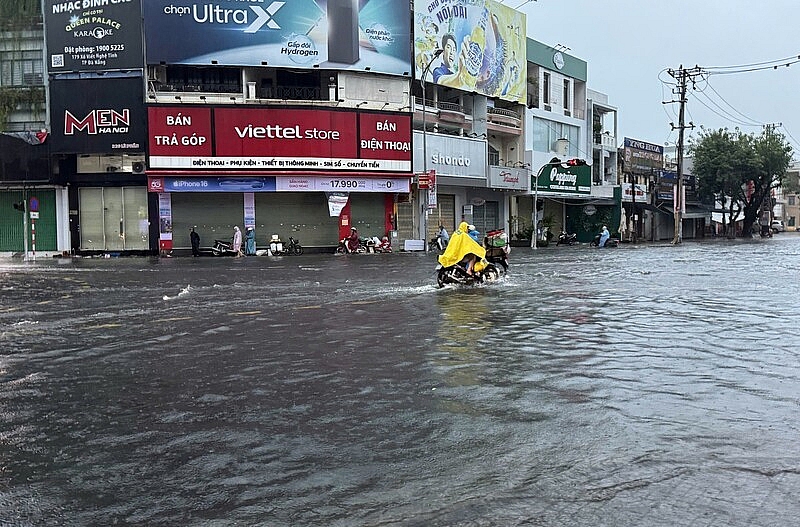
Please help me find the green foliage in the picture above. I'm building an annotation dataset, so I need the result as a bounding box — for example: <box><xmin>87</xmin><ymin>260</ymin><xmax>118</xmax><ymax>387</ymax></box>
<box><xmin>0</xmin><ymin>86</ymin><xmax>45</xmax><ymax>131</ymax></box>
<box><xmin>690</xmin><ymin>127</ymin><xmax>793</xmax><ymax>237</ymax></box>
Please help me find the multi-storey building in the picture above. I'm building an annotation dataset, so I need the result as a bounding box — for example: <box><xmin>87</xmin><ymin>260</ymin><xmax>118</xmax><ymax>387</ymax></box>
<box><xmin>2</xmin><ymin>0</ymin><xmax>635</xmax><ymax>255</ymax></box>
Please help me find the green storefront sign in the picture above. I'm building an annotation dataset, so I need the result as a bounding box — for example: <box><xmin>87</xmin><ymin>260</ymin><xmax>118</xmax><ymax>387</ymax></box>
<box><xmin>533</xmin><ymin>162</ymin><xmax>591</xmax><ymax>195</ymax></box>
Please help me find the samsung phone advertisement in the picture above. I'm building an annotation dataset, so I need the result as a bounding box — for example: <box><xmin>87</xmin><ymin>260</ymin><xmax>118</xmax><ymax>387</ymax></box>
<box><xmin>143</xmin><ymin>0</ymin><xmax>411</xmax><ymax>75</ymax></box>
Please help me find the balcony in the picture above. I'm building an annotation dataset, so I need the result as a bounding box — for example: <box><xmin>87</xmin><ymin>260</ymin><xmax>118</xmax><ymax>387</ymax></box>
<box><xmin>487</xmin><ymin>107</ymin><xmax>521</xmax><ymax>128</ymax></box>
<box><xmin>593</xmin><ymin>132</ymin><xmax>616</xmax><ymax>150</ymax></box>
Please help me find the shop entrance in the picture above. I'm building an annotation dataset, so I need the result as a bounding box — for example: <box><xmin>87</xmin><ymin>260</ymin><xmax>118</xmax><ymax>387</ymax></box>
<box><xmin>79</xmin><ymin>187</ymin><xmax>149</xmax><ymax>251</ymax></box>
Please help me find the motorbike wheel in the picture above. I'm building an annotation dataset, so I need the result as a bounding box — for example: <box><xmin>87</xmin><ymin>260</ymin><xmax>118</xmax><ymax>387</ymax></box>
<box><xmin>211</xmin><ymin>248</ymin><xmax>222</xmax><ymax>256</ymax></box>
<box><xmin>483</xmin><ymin>266</ymin><xmax>500</xmax><ymax>282</ymax></box>
<box><xmin>292</xmin><ymin>244</ymin><xmax>304</xmax><ymax>255</ymax></box>
<box><xmin>436</xmin><ymin>269</ymin><xmax>447</xmax><ymax>288</ymax></box>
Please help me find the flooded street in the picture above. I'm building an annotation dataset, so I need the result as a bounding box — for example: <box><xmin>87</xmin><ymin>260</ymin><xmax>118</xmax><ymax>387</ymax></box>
<box><xmin>2</xmin><ymin>237</ymin><xmax>799</xmax><ymax>526</ymax></box>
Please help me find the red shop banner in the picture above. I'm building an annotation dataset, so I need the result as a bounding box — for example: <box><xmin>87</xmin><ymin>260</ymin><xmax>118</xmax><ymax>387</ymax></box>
<box><xmin>148</xmin><ymin>106</ymin><xmax>411</xmax><ymax>173</ymax></box>
<box><xmin>148</xmin><ymin>107</ymin><xmax>212</xmax><ymax>159</ymax></box>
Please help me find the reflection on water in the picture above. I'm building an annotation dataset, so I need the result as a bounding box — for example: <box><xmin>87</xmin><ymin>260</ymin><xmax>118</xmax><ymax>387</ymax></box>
<box><xmin>2</xmin><ymin>237</ymin><xmax>800</xmax><ymax>525</ymax></box>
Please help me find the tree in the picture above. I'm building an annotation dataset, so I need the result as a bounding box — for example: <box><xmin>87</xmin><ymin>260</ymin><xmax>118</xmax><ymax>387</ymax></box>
<box><xmin>691</xmin><ymin>127</ymin><xmax>792</xmax><ymax>238</ymax></box>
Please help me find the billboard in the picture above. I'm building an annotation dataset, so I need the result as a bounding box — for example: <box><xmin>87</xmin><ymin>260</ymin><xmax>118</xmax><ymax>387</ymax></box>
<box><xmin>414</xmin><ymin>0</ymin><xmax>526</xmax><ymax>103</ymax></box>
<box><xmin>148</xmin><ymin>106</ymin><xmax>412</xmax><ymax>172</ymax></box>
<box><xmin>535</xmin><ymin>162</ymin><xmax>591</xmax><ymax>195</ymax></box>
<box><xmin>143</xmin><ymin>0</ymin><xmax>411</xmax><ymax>75</ymax></box>
<box><xmin>44</xmin><ymin>0</ymin><xmax>144</xmax><ymax>72</ymax></box>
<box><xmin>50</xmin><ymin>76</ymin><xmax>146</xmax><ymax>154</ymax></box>
<box><xmin>624</xmin><ymin>137</ymin><xmax>664</xmax><ymax>175</ymax></box>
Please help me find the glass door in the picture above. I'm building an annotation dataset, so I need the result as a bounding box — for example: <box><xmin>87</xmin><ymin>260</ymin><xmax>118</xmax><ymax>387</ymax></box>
<box><xmin>79</xmin><ymin>187</ymin><xmax>149</xmax><ymax>251</ymax></box>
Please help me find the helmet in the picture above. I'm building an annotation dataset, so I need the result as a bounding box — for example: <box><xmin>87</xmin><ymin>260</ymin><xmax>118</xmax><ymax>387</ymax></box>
<box><xmin>468</xmin><ymin>224</ymin><xmax>476</xmax><ymax>231</ymax></box>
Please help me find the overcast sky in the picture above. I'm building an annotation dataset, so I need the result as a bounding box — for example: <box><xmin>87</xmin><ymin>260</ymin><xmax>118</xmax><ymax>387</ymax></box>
<box><xmin>512</xmin><ymin>0</ymin><xmax>800</xmax><ymax>158</ymax></box>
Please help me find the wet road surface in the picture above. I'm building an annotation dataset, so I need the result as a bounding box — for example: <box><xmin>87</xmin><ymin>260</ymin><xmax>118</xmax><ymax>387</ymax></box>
<box><xmin>1</xmin><ymin>236</ymin><xmax>799</xmax><ymax>526</ymax></box>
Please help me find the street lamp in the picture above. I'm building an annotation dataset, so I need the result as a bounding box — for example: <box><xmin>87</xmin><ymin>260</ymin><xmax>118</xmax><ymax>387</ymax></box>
<box><xmin>420</xmin><ymin>48</ymin><xmax>443</xmax><ymax>252</ymax></box>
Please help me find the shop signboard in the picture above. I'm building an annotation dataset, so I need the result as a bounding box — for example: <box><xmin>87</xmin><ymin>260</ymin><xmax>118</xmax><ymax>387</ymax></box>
<box><xmin>624</xmin><ymin>137</ymin><xmax>663</xmax><ymax>175</ymax></box>
<box><xmin>534</xmin><ymin>161</ymin><xmax>591</xmax><ymax>195</ymax></box>
<box><xmin>143</xmin><ymin>0</ymin><xmax>411</xmax><ymax>76</ymax></box>
<box><xmin>44</xmin><ymin>0</ymin><xmax>144</xmax><ymax>72</ymax></box>
<box><xmin>488</xmin><ymin>166</ymin><xmax>527</xmax><ymax>190</ymax></box>
<box><xmin>50</xmin><ymin>76</ymin><xmax>146</xmax><ymax>154</ymax></box>
<box><xmin>148</xmin><ymin>175</ymin><xmax>410</xmax><ymax>193</ymax></box>
<box><xmin>413</xmin><ymin>132</ymin><xmax>486</xmax><ymax>179</ymax></box>
<box><xmin>148</xmin><ymin>107</ymin><xmax>411</xmax><ymax>172</ymax></box>
<box><xmin>413</xmin><ymin>0</ymin><xmax>526</xmax><ymax>103</ymax></box>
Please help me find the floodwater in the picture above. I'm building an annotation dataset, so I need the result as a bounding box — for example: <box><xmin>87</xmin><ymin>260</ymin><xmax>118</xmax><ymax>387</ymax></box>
<box><xmin>1</xmin><ymin>236</ymin><xmax>799</xmax><ymax>526</ymax></box>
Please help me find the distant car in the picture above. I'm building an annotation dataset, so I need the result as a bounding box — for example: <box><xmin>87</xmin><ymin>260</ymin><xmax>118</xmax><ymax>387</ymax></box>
<box><xmin>771</xmin><ymin>220</ymin><xmax>785</xmax><ymax>233</ymax></box>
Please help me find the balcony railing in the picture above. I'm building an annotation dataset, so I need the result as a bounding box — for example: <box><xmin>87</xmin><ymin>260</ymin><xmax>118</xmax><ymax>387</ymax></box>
<box><xmin>487</xmin><ymin>107</ymin><xmax>521</xmax><ymax>128</ymax></box>
<box><xmin>259</xmin><ymin>85</ymin><xmax>324</xmax><ymax>100</ymax></box>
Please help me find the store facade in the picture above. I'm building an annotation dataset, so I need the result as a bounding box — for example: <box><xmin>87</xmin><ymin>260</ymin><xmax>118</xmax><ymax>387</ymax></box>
<box><xmin>147</xmin><ymin>106</ymin><xmax>411</xmax><ymax>251</ymax></box>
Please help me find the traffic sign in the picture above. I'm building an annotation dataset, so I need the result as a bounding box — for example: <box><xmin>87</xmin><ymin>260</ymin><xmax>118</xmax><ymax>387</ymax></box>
<box><xmin>29</xmin><ymin>197</ymin><xmax>39</xmax><ymax>212</ymax></box>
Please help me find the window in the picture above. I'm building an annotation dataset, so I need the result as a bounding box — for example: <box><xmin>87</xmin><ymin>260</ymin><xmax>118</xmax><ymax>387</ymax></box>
<box><xmin>788</xmin><ymin>196</ymin><xmax>796</xmax><ymax>206</ymax></box>
<box><xmin>0</xmin><ymin>55</ymin><xmax>43</xmax><ymax>87</ymax></box>
<box><xmin>542</xmin><ymin>72</ymin><xmax>550</xmax><ymax>105</ymax></box>
<box><xmin>532</xmin><ymin>118</ymin><xmax>579</xmax><ymax>157</ymax></box>
<box><xmin>563</xmin><ymin>79</ymin><xmax>570</xmax><ymax>110</ymax></box>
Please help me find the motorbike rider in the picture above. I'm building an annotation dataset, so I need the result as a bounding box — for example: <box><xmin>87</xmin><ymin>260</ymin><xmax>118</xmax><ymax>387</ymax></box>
<box><xmin>437</xmin><ymin>225</ymin><xmax>450</xmax><ymax>250</ymax></box>
<box><xmin>599</xmin><ymin>225</ymin><xmax>610</xmax><ymax>247</ymax></box>
<box><xmin>345</xmin><ymin>227</ymin><xmax>360</xmax><ymax>253</ymax></box>
<box><xmin>438</xmin><ymin>221</ymin><xmax>487</xmax><ymax>277</ymax></box>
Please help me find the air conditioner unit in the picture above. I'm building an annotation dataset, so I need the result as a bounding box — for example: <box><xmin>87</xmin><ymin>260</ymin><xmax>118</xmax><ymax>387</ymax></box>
<box><xmin>132</xmin><ymin>161</ymin><xmax>146</xmax><ymax>174</ymax></box>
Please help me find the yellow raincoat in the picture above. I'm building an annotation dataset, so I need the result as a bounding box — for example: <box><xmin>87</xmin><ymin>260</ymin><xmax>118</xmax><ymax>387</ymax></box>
<box><xmin>437</xmin><ymin>221</ymin><xmax>487</xmax><ymax>272</ymax></box>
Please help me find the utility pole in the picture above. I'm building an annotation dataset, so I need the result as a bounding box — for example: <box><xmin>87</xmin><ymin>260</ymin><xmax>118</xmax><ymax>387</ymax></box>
<box><xmin>666</xmin><ymin>65</ymin><xmax>700</xmax><ymax>244</ymax></box>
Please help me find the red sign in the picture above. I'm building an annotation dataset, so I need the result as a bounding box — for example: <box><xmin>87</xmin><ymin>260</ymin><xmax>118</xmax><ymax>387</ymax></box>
<box><xmin>147</xmin><ymin>106</ymin><xmax>411</xmax><ymax>172</ymax></box>
<box><xmin>358</xmin><ymin>112</ymin><xmax>413</xmax><ymax>161</ymax></box>
<box><xmin>215</xmin><ymin>108</ymin><xmax>357</xmax><ymax>158</ymax></box>
<box><xmin>148</xmin><ymin>107</ymin><xmax>212</xmax><ymax>157</ymax></box>
<box><xmin>418</xmin><ymin>170</ymin><xmax>435</xmax><ymax>189</ymax></box>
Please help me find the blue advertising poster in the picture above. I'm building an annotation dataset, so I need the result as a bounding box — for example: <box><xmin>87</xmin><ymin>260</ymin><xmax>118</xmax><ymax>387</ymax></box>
<box><xmin>143</xmin><ymin>0</ymin><xmax>411</xmax><ymax>75</ymax></box>
<box><xmin>162</xmin><ymin>177</ymin><xmax>278</xmax><ymax>192</ymax></box>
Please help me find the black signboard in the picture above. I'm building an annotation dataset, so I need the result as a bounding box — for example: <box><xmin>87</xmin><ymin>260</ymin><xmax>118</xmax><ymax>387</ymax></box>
<box><xmin>44</xmin><ymin>0</ymin><xmax>144</xmax><ymax>72</ymax></box>
<box><xmin>50</xmin><ymin>75</ymin><xmax>146</xmax><ymax>154</ymax></box>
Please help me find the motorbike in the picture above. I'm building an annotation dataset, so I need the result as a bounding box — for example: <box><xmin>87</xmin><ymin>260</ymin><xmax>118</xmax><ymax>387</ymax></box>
<box><xmin>428</xmin><ymin>234</ymin><xmax>449</xmax><ymax>252</ymax></box>
<box><xmin>556</xmin><ymin>231</ymin><xmax>578</xmax><ymax>246</ymax></box>
<box><xmin>285</xmin><ymin>236</ymin><xmax>304</xmax><ymax>255</ymax></box>
<box><xmin>436</xmin><ymin>260</ymin><xmax>500</xmax><ymax>287</ymax></box>
<box><xmin>484</xmin><ymin>229</ymin><xmax>509</xmax><ymax>272</ymax></box>
<box><xmin>260</xmin><ymin>235</ymin><xmax>304</xmax><ymax>256</ymax></box>
<box><xmin>590</xmin><ymin>234</ymin><xmax>619</xmax><ymax>247</ymax></box>
<box><xmin>336</xmin><ymin>237</ymin><xmax>367</xmax><ymax>254</ymax></box>
<box><xmin>435</xmin><ymin>228</ymin><xmax>502</xmax><ymax>287</ymax></box>
<box><xmin>211</xmin><ymin>238</ymin><xmax>240</xmax><ymax>256</ymax></box>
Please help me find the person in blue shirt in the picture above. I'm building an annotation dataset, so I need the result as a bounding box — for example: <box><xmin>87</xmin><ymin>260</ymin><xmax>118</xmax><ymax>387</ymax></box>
<box><xmin>599</xmin><ymin>225</ymin><xmax>610</xmax><ymax>247</ymax></box>
<box><xmin>467</xmin><ymin>224</ymin><xmax>480</xmax><ymax>243</ymax></box>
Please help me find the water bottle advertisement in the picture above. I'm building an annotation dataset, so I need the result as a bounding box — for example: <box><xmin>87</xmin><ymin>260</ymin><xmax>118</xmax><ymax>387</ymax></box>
<box><xmin>143</xmin><ymin>0</ymin><xmax>411</xmax><ymax>75</ymax></box>
<box><xmin>414</xmin><ymin>0</ymin><xmax>526</xmax><ymax>103</ymax></box>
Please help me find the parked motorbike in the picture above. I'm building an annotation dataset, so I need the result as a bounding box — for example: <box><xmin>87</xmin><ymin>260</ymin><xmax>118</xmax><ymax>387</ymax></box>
<box><xmin>285</xmin><ymin>236</ymin><xmax>304</xmax><ymax>255</ymax></box>
<box><xmin>211</xmin><ymin>238</ymin><xmax>240</xmax><ymax>256</ymax></box>
<box><xmin>590</xmin><ymin>234</ymin><xmax>619</xmax><ymax>247</ymax></box>
<box><xmin>556</xmin><ymin>231</ymin><xmax>578</xmax><ymax>246</ymax></box>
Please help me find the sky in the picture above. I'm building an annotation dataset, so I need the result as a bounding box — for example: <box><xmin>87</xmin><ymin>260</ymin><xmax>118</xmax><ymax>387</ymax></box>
<box><xmin>510</xmin><ymin>0</ymin><xmax>800</xmax><ymax>158</ymax></box>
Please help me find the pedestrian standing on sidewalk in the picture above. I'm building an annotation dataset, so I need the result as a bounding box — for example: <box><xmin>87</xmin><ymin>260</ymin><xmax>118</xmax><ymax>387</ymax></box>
<box><xmin>190</xmin><ymin>227</ymin><xmax>201</xmax><ymax>257</ymax></box>
<box><xmin>232</xmin><ymin>226</ymin><xmax>243</xmax><ymax>257</ymax></box>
